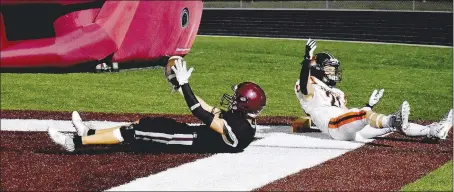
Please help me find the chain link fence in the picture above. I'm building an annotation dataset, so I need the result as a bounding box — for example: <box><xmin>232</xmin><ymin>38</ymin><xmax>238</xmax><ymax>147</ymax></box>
<box><xmin>203</xmin><ymin>0</ymin><xmax>453</xmax><ymax>12</ymax></box>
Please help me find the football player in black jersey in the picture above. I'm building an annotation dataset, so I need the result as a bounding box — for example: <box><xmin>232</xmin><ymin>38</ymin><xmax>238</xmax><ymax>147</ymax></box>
<box><xmin>47</xmin><ymin>57</ymin><xmax>266</xmax><ymax>153</ymax></box>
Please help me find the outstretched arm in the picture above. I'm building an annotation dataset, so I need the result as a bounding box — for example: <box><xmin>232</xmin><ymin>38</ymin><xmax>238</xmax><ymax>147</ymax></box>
<box><xmin>299</xmin><ymin>39</ymin><xmax>317</xmax><ymax>99</ymax></box>
<box><xmin>177</xmin><ymin>88</ymin><xmax>221</xmax><ymax>114</ymax></box>
<box><xmin>172</xmin><ymin>59</ymin><xmax>225</xmax><ymax>134</ymax></box>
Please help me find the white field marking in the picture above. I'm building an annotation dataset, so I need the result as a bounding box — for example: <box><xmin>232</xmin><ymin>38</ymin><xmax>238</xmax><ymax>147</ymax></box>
<box><xmin>108</xmin><ymin>132</ymin><xmax>370</xmax><ymax>191</ymax></box>
<box><xmin>0</xmin><ymin>119</ymin><xmax>128</xmax><ymax>132</ymax></box>
<box><xmin>0</xmin><ymin>119</ymin><xmax>288</xmax><ymax>134</ymax></box>
<box><xmin>197</xmin><ymin>35</ymin><xmax>453</xmax><ymax>48</ymax></box>
<box><xmin>1</xmin><ymin>119</ymin><xmax>373</xmax><ymax>191</ymax></box>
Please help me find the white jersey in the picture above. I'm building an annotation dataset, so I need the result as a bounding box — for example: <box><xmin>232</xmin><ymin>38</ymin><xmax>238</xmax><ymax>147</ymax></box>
<box><xmin>294</xmin><ymin>77</ymin><xmax>347</xmax><ymax>133</ymax></box>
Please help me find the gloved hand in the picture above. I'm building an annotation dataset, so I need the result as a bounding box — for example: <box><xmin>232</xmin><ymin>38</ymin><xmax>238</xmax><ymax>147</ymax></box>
<box><xmin>367</xmin><ymin>89</ymin><xmax>384</xmax><ymax>108</ymax></box>
<box><xmin>171</xmin><ymin>58</ymin><xmax>194</xmax><ymax>85</ymax></box>
<box><xmin>165</xmin><ymin>56</ymin><xmax>183</xmax><ymax>92</ymax></box>
<box><xmin>304</xmin><ymin>38</ymin><xmax>317</xmax><ymax>60</ymax></box>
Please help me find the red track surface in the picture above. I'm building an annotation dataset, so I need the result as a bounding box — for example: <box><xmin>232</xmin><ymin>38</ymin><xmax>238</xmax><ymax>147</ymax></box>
<box><xmin>1</xmin><ymin>110</ymin><xmax>452</xmax><ymax>191</ymax></box>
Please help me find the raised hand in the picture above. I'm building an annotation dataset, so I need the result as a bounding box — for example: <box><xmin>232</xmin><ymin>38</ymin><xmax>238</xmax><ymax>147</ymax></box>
<box><xmin>368</xmin><ymin>89</ymin><xmax>384</xmax><ymax>108</ymax></box>
<box><xmin>304</xmin><ymin>38</ymin><xmax>317</xmax><ymax>60</ymax></box>
<box><xmin>171</xmin><ymin>58</ymin><xmax>194</xmax><ymax>85</ymax></box>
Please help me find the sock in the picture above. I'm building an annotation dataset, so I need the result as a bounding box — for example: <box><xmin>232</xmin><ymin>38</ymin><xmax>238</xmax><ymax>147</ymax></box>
<box><xmin>381</xmin><ymin>115</ymin><xmax>392</xmax><ymax>128</ymax></box>
<box><xmin>401</xmin><ymin>123</ymin><xmax>430</xmax><ymax>137</ymax></box>
<box><xmin>73</xmin><ymin>135</ymin><xmax>82</xmax><ymax>147</ymax></box>
<box><xmin>366</xmin><ymin>111</ymin><xmax>392</xmax><ymax>128</ymax></box>
<box><xmin>87</xmin><ymin>129</ymin><xmax>96</xmax><ymax>136</ymax></box>
<box><xmin>113</xmin><ymin>128</ymin><xmax>125</xmax><ymax>142</ymax></box>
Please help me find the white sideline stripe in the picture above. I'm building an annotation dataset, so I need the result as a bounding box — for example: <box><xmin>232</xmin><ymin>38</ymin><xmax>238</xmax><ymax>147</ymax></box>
<box><xmin>1</xmin><ymin>119</ymin><xmax>372</xmax><ymax>191</ymax></box>
<box><xmin>198</xmin><ymin>35</ymin><xmax>453</xmax><ymax>48</ymax></box>
<box><xmin>108</xmin><ymin>132</ymin><xmax>369</xmax><ymax>191</ymax></box>
<box><xmin>0</xmin><ymin>119</ymin><xmax>282</xmax><ymax>133</ymax></box>
<box><xmin>0</xmin><ymin>119</ymin><xmax>128</xmax><ymax>132</ymax></box>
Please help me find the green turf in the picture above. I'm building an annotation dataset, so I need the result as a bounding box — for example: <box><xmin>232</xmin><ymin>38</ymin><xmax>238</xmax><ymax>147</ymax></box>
<box><xmin>0</xmin><ymin>36</ymin><xmax>452</xmax><ymax>191</ymax></box>
<box><xmin>1</xmin><ymin>36</ymin><xmax>452</xmax><ymax>120</ymax></box>
<box><xmin>401</xmin><ymin>160</ymin><xmax>453</xmax><ymax>191</ymax></box>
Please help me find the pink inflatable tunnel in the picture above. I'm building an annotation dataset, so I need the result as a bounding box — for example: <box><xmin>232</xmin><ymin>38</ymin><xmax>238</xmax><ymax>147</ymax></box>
<box><xmin>0</xmin><ymin>0</ymin><xmax>203</xmax><ymax>70</ymax></box>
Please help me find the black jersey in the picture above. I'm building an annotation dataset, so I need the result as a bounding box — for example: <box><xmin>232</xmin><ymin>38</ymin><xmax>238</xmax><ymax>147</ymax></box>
<box><xmin>218</xmin><ymin>110</ymin><xmax>256</xmax><ymax>150</ymax></box>
<box><xmin>132</xmin><ymin>111</ymin><xmax>256</xmax><ymax>152</ymax></box>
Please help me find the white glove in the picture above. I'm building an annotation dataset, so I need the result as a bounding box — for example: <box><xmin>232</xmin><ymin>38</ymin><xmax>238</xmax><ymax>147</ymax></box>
<box><xmin>304</xmin><ymin>38</ymin><xmax>317</xmax><ymax>60</ymax></box>
<box><xmin>368</xmin><ymin>89</ymin><xmax>384</xmax><ymax>107</ymax></box>
<box><xmin>171</xmin><ymin>58</ymin><xmax>194</xmax><ymax>85</ymax></box>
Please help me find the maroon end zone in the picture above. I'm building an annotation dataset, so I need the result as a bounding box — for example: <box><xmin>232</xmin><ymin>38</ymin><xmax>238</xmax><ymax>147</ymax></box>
<box><xmin>1</xmin><ymin>110</ymin><xmax>452</xmax><ymax>191</ymax></box>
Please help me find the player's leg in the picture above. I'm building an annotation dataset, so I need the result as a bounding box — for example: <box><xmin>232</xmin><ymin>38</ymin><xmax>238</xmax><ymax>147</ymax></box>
<box><xmin>81</xmin><ymin>122</ymin><xmax>139</xmax><ymax>136</ymax></box>
<box><xmin>428</xmin><ymin>109</ymin><xmax>453</xmax><ymax>139</ymax></box>
<box><xmin>328</xmin><ymin>101</ymin><xmax>410</xmax><ymax>141</ymax></box>
<box><xmin>399</xmin><ymin>123</ymin><xmax>431</xmax><ymax>137</ymax></box>
<box><xmin>71</xmin><ymin>111</ymin><xmax>91</xmax><ymax>136</ymax></box>
<box><xmin>328</xmin><ymin>108</ymin><xmax>369</xmax><ymax>140</ymax></box>
<box><xmin>48</xmin><ymin>116</ymin><xmax>196</xmax><ymax>152</ymax></box>
<box><xmin>47</xmin><ymin>122</ymin><xmax>135</xmax><ymax>152</ymax></box>
<box><xmin>132</xmin><ymin>117</ymin><xmax>196</xmax><ymax>146</ymax></box>
<box><xmin>71</xmin><ymin>111</ymin><xmax>140</xmax><ymax>136</ymax></box>
<box><xmin>356</xmin><ymin>125</ymin><xmax>395</xmax><ymax>140</ymax></box>
<box><xmin>364</xmin><ymin>101</ymin><xmax>410</xmax><ymax>131</ymax></box>
<box><xmin>403</xmin><ymin>109</ymin><xmax>453</xmax><ymax>140</ymax></box>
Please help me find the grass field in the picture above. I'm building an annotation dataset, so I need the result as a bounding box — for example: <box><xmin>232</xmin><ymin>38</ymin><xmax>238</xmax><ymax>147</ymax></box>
<box><xmin>1</xmin><ymin>36</ymin><xmax>452</xmax><ymax>120</ymax></box>
<box><xmin>1</xmin><ymin>36</ymin><xmax>452</xmax><ymax>190</ymax></box>
<box><xmin>401</xmin><ymin>160</ymin><xmax>453</xmax><ymax>191</ymax></box>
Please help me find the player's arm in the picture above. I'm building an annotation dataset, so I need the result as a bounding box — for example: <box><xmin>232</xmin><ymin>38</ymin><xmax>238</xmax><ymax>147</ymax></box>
<box><xmin>177</xmin><ymin>88</ymin><xmax>221</xmax><ymax>114</ymax></box>
<box><xmin>298</xmin><ymin>39</ymin><xmax>317</xmax><ymax>100</ymax></box>
<box><xmin>299</xmin><ymin>59</ymin><xmax>314</xmax><ymax>98</ymax></box>
<box><xmin>172</xmin><ymin>60</ymin><xmax>225</xmax><ymax>135</ymax></box>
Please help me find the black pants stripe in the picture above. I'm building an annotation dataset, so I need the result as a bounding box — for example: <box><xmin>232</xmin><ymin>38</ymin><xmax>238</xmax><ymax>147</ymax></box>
<box><xmin>135</xmin><ymin>130</ymin><xmax>194</xmax><ymax>145</ymax></box>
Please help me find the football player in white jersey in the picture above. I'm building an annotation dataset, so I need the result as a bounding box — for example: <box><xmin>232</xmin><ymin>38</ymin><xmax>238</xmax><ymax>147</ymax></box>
<box><xmin>294</xmin><ymin>39</ymin><xmax>452</xmax><ymax>141</ymax></box>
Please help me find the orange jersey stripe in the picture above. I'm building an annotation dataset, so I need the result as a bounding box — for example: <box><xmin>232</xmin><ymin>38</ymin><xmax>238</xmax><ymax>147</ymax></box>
<box><xmin>328</xmin><ymin>111</ymin><xmax>367</xmax><ymax>129</ymax></box>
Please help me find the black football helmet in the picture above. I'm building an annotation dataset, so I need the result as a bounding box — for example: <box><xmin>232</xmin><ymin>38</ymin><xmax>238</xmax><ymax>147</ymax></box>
<box><xmin>310</xmin><ymin>52</ymin><xmax>342</xmax><ymax>87</ymax></box>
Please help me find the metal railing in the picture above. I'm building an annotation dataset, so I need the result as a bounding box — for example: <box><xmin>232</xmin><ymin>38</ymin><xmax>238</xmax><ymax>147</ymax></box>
<box><xmin>203</xmin><ymin>0</ymin><xmax>453</xmax><ymax>12</ymax></box>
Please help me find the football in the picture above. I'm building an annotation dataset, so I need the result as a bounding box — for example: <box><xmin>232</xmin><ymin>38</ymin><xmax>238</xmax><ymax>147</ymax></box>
<box><xmin>164</xmin><ymin>56</ymin><xmax>183</xmax><ymax>90</ymax></box>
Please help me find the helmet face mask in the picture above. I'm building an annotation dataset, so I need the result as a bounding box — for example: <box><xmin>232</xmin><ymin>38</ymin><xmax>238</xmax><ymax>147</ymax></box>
<box><xmin>220</xmin><ymin>82</ymin><xmax>266</xmax><ymax>118</ymax></box>
<box><xmin>312</xmin><ymin>52</ymin><xmax>342</xmax><ymax>87</ymax></box>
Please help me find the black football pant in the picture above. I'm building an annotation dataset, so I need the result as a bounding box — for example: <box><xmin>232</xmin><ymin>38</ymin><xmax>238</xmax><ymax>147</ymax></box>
<box><xmin>121</xmin><ymin>117</ymin><xmax>228</xmax><ymax>151</ymax></box>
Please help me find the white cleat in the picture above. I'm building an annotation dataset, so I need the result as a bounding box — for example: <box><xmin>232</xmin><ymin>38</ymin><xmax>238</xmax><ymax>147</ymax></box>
<box><xmin>428</xmin><ymin>109</ymin><xmax>453</xmax><ymax>140</ymax></box>
<box><xmin>391</xmin><ymin>101</ymin><xmax>410</xmax><ymax>133</ymax></box>
<box><xmin>47</xmin><ymin>126</ymin><xmax>75</xmax><ymax>152</ymax></box>
<box><xmin>72</xmin><ymin>111</ymin><xmax>90</xmax><ymax>136</ymax></box>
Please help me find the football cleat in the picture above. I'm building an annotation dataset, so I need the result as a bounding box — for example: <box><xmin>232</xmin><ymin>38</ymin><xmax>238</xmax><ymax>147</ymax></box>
<box><xmin>47</xmin><ymin>126</ymin><xmax>75</xmax><ymax>152</ymax></box>
<box><xmin>428</xmin><ymin>109</ymin><xmax>453</xmax><ymax>140</ymax></box>
<box><xmin>72</xmin><ymin>111</ymin><xmax>90</xmax><ymax>136</ymax></box>
<box><xmin>390</xmin><ymin>101</ymin><xmax>410</xmax><ymax>133</ymax></box>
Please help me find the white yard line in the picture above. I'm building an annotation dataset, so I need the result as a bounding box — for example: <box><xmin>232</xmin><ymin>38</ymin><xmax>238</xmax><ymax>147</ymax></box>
<box><xmin>0</xmin><ymin>119</ymin><xmax>128</xmax><ymax>132</ymax></box>
<box><xmin>1</xmin><ymin>119</ymin><xmax>372</xmax><ymax>191</ymax></box>
<box><xmin>198</xmin><ymin>35</ymin><xmax>453</xmax><ymax>48</ymax></box>
<box><xmin>108</xmin><ymin>132</ymin><xmax>368</xmax><ymax>191</ymax></box>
